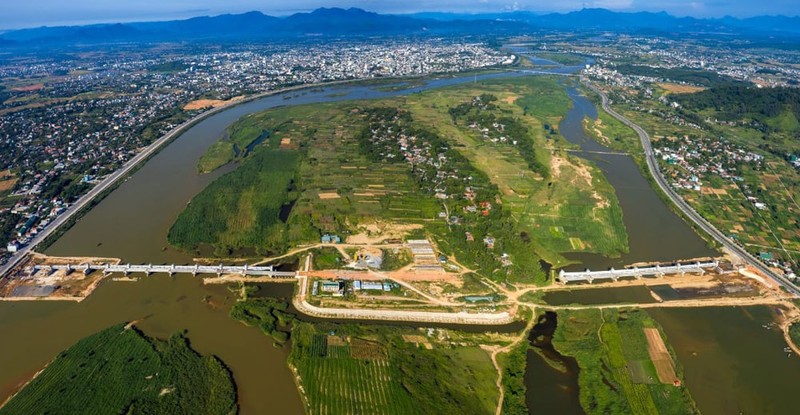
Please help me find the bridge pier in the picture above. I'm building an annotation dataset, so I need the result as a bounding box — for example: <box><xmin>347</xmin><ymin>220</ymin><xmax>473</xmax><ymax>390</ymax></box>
<box><xmin>192</xmin><ymin>264</ymin><xmax>199</xmax><ymax>277</ymax></box>
<box><xmin>168</xmin><ymin>264</ymin><xmax>176</xmax><ymax>277</ymax></box>
<box><xmin>145</xmin><ymin>264</ymin><xmax>153</xmax><ymax>277</ymax></box>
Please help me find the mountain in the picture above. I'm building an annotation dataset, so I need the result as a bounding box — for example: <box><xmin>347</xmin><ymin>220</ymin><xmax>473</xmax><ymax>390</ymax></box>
<box><xmin>1</xmin><ymin>7</ymin><xmax>799</xmax><ymax>48</ymax></box>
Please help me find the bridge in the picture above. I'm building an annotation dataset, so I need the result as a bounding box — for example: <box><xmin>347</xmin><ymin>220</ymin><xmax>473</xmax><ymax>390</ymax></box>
<box><xmin>33</xmin><ymin>263</ymin><xmax>298</xmax><ymax>278</ymax></box>
<box><xmin>558</xmin><ymin>260</ymin><xmax>719</xmax><ymax>284</ymax></box>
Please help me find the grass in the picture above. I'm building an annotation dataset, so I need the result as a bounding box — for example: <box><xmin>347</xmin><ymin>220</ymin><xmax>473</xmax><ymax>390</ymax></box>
<box><xmin>312</xmin><ymin>247</ymin><xmax>346</xmax><ymax>270</ymax></box>
<box><xmin>197</xmin><ymin>112</ymin><xmax>277</xmax><ymax>173</ymax></box>
<box><xmin>408</xmin><ymin>76</ymin><xmax>628</xmax><ymax>268</ymax></box>
<box><xmin>0</xmin><ymin>324</ymin><xmax>236</xmax><ymax>415</ymax></box>
<box><xmin>531</xmin><ymin>52</ymin><xmax>586</xmax><ymax>66</ymax></box>
<box><xmin>789</xmin><ymin>322</ymin><xmax>800</xmax><ymax>351</ymax></box>
<box><xmin>380</xmin><ymin>248</ymin><xmax>413</xmax><ymax>271</ymax></box>
<box><xmin>552</xmin><ymin>309</ymin><xmax>698</xmax><ymax>415</ymax></box>
<box><xmin>290</xmin><ymin>321</ymin><xmax>499</xmax><ymax>415</ymax></box>
<box><xmin>198</xmin><ymin>141</ymin><xmax>236</xmax><ymax>173</ymax></box>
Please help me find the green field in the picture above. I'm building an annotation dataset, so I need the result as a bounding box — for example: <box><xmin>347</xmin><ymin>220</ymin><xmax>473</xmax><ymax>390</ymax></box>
<box><xmin>290</xmin><ymin>322</ymin><xmax>499</xmax><ymax>415</ymax></box>
<box><xmin>170</xmin><ymin>147</ymin><xmax>300</xmax><ymax>256</ymax></box>
<box><xmin>175</xmin><ymin>76</ymin><xmax>630</xmax><ymax>281</ymax></box>
<box><xmin>552</xmin><ymin>309</ymin><xmax>697</xmax><ymax>414</ymax></box>
<box><xmin>0</xmin><ymin>324</ymin><xmax>236</xmax><ymax>415</ymax></box>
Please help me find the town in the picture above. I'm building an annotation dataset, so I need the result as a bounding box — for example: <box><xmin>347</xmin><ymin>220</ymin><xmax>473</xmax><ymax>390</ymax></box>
<box><xmin>0</xmin><ymin>39</ymin><xmax>513</xmax><ymax>265</ymax></box>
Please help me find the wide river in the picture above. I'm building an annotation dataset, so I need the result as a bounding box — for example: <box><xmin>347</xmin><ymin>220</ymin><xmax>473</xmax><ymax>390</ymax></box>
<box><xmin>0</xmin><ymin>63</ymin><xmax>791</xmax><ymax>414</ymax></box>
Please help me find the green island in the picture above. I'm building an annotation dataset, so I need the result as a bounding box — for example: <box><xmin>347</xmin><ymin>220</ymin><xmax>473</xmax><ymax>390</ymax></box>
<box><xmin>553</xmin><ymin>309</ymin><xmax>698</xmax><ymax>414</ymax></box>
<box><xmin>0</xmin><ymin>324</ymin><xmax>237</xmax><ymax>415</ymax></box>
<box><xmin>171</xmin><ymin>76</ymin><xmax>629</xmax><ymax>278</ymax></box>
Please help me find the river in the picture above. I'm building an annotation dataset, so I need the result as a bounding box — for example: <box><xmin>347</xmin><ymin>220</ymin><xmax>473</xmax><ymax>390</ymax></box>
<box><xmin>558</xmin><ymin>86</ymin><xmax>718</xmax><ymax>270</ymax></box>
<box><xmin>0</xmin><ymin>60</ymin><xmax>767</xmax><ymax>414</ymax></box>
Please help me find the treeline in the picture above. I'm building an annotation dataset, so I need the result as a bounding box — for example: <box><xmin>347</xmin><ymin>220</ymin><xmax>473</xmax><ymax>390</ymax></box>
<box><xmin>673</xmin><ymin>85</ymin><xmax>800</xmax><ymax>126</ymax></box>
<box><xmin>614</xmin><ymin>64</ymin><xmax>741</xmax><ymax>87</ymax></box>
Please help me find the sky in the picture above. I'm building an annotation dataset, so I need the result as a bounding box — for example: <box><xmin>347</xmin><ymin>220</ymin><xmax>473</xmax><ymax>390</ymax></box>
<box><xmin>1</xmin><ymin>0</ymin><xmax>798</xmax><ymax>31</ymax></box>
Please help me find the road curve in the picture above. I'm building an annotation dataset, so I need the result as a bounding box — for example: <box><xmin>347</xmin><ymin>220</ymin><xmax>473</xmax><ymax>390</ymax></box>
<box><xmin>581</xmin><ymin>78</ymin><xmax>800</xmax><ymax>297</ymax></box>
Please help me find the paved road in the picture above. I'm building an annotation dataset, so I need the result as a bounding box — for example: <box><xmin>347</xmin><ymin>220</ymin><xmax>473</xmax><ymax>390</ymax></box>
<box><xmin>0</xmin><ymin>118</ymin><xmax>192</xmax><ymax>278</ymax></box>
<box><xmin>582</xmin><ymin>79</ymin><xmax>800</xmax><ymax>297</ymax></box>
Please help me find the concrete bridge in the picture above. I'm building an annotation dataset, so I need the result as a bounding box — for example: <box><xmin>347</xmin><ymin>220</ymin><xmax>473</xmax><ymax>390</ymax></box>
<box><xmin>33</xmin><ymin>263</ymin><xmax>299</xmax><ymax>278</ymax></box>
<box><xmin>558</xmin><ymin>260</ymin><xmax>719</xmax><ymax>284</ymax></box>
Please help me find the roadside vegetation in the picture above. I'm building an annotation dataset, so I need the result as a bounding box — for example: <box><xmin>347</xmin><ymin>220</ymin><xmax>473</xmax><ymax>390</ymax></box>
<box><xmin>0</xmin><ymin>324</ymin><xmax>237</xmax><ymax>415</ymax></box>
<box><xmin>552</xmin><ymin>309</ymin><xmax>697</xmax><ymax>414</ymax></box>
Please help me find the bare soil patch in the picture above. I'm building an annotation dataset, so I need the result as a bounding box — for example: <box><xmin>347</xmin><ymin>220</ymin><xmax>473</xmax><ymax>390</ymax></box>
<box><xmin>318</xmin><ymin>192</ymin><xmax>340</xmax><ymax>200</ymax></box>
<box><xmin>0</xmin><ymin>177</ymin><xmax>17</xmax><ymax>192</ymax></box>
<box><xmin>644</xmin><ymin>328</ymin><xmax>678</xmax><ymax>384</ymax></box>
<box><xmin>10</xmin><ymin>83</ymin><xmax>44</xmax><ymax>92</ymax></box>
<box><xmin>658</xmin><ymin>83</ymin><xmax>706</xmax><ymax>94</ymax></box>
<box><xmin>183</xmin><ymin>96</ymin><xmax>245</xmax><ymax>110</ymax></box>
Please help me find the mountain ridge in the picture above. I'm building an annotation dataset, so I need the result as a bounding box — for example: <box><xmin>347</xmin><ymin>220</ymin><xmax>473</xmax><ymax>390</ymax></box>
<box><xmin>2</xmin><ymin>7</ymin><xmax>799</xmax><ymax>47</ymax></box>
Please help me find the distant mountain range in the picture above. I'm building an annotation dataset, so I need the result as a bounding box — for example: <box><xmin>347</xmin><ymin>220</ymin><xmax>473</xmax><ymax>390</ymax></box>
<box><xmin>2</xmin><ymin>7</ymin><xmax>799</xmax><ymax>47</ymax></box>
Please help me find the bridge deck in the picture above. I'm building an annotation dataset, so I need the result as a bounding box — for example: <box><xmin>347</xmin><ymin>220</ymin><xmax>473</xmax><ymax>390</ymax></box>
<box><xmin>34</xmin><ymin>263</ymin><xmax>298</xmax><ymax>278</ymax></box>
<box><xmin>558</xmin><ymin>261</ymin><xmax>719</xmax><ymax>284</ymax></box>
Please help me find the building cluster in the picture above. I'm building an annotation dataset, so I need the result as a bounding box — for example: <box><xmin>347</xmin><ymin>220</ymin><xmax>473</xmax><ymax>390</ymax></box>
<box><xmin>654</xmin><ymin>135</ymin><xmax>763</xmax><ymax>192</ymax></box>
<box><xmin>0</xmin><ymin>40</ymin><xmax>512</xmax><ymax>264</ymax></box>
<box><xmin>311</xmin><ymin>278</ymin><xmax>398</xmax><ymax>297</ymax></box>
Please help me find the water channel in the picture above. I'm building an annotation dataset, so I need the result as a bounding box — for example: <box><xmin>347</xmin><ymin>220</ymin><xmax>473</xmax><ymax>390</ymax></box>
<box><xmin>558</xmin><ymin>86</ymin><xmax>718</xmax><ymax>270</ymax></box>
<box><xmin>0</xmin><ymin>59</ymin><xmax>788</xmax><ymax>414</ymax></box>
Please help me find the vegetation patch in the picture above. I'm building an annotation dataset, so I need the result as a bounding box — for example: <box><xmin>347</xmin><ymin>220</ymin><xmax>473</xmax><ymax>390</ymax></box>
<box><xmin>290</xmin><ymin>321</ymin><xmax>499</xmax><ymax>415</ymax></box>
<box><xmin>0</xmin><ymin>324</ymin><xmax>236</xmax><ymax>415</ymax></box>
<box><xmin>552</xmin><ymin>309</ymin><xmax>697</xmax><ymax>414</ymax></box>
<box><xmin>230</xmin><ymin>298</ymin><xmax>294</xmax><ymax>344</ymax></box>
<box><xmin>170</xmin><ymin>148</ymin><xmax>300</xmax><ymax>256</ymax></box>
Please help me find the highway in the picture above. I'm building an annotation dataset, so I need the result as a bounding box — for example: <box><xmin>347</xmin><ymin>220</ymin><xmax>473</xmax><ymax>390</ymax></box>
<box><xmin>582</xmin><ymin>78</ymin><xmax>800</xmax><ymax>297</ymax></box>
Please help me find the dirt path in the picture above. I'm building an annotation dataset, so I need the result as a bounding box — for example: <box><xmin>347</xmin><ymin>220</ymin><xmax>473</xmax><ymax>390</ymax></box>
<box><xmin>483</xmin><ymin>308</ymin><xmax>537</xmax><ymax>415</ymax></box>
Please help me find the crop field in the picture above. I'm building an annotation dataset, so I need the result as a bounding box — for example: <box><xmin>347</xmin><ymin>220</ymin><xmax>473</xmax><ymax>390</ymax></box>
<box><xmin>0</xmin><ymin>324</ymin><xmax>236</xmax><ymax>415</ymax></box>
<box><xmin>292</xmin><ymin>325</ymin><xmax>417</xmax><ymax>415</ymax></box>
<box><xmin>291</xmin><ymin>322</ymin><xmax>498</xmax><ymax>415</ymax></box>
<box><xmin>553</xmin><ymin>309</ymin><xmax>697</xmax><ymax>415</ymax></box>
